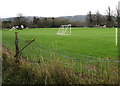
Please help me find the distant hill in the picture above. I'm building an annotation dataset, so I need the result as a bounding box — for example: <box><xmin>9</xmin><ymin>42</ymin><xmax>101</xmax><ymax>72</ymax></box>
<box><xmin>2</xmin><ymin>15</ymin><xmax>86</xmax><ymax>22</ymax></box>
<box><xmin>59</xmin><ymin>15</ymin><xmax>86</xmax><ymax>22</ymax></box>
<box><xmin>2</xmin><ymin>16</ymin><xmax>34</xmax><ymax>22</ymax></box>
<box><xmin>2</xmin><ymin>17</ymin><xmax>15</xmax><ymax>21</ymax></box>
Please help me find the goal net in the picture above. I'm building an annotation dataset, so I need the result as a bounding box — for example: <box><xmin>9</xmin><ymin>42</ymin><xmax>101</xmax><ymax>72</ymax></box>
<box><xmin>57</xmin><ymin>24</ymin><xmax>71</xmax><ymax>35</ymax></box>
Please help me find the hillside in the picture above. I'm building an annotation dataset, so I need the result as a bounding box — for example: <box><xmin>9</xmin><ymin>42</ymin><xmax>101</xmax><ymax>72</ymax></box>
<box><xmin>2</xmin><ymin>15</ymin><xmax>86</xmax><ymax>22</ymax></box>
<box><xmin>59</xmin><ymin>15</ymin><xmax>86</xmax><ymax>22</ymax></box>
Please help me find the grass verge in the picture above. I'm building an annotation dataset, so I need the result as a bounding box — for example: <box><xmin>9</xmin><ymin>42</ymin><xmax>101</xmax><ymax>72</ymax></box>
<box><xmin>1</xmin><ymin>45</ymin><xmax>119</xmax><ymax>85</ymax></box>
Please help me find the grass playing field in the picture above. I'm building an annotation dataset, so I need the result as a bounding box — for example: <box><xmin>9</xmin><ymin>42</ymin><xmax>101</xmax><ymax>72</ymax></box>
<box><xmin>2</xmin><ymin>27</ymin><xmax>118</xmax><ymax>61</ymax></box>
<box><xmin>2</xmin><ymin>27</ymin><xmax>119</xmax><ymax>84</ymax></box>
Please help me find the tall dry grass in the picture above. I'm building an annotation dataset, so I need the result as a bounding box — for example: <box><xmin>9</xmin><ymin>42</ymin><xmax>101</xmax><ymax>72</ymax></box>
<box><xmin>2</xmin><ymin>46</ymin><xmax>119</xmax><ymax>85</ymax></box>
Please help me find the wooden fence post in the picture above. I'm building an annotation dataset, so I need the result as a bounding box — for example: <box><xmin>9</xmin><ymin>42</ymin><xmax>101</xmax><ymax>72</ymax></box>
<box><xmin>14</xmin><ymin>32</ymin><xmax>35</xmax><ymax>62</ymax></box>
<box><xmin>14</xmin><ymin>32</ymin><xmax>20</xmax><ymax>59</ymax></box>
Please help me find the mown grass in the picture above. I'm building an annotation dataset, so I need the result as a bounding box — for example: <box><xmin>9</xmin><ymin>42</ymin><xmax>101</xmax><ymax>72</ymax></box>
<box><xmin>2</xmin><ymin>28</ymin><xmax>118</xmax><ymax>60</ymax></box>
<box><xmin>2</xmin><ymin>28</ymin><xmax>119</xmax><ymax>84</ymax></box>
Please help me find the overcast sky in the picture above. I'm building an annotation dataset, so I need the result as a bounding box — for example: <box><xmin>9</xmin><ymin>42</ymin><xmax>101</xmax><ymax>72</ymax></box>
<box><xmin>0</xmin><ymin>0</ymin><xmax>119</xmax><ymax>18</ymax></box>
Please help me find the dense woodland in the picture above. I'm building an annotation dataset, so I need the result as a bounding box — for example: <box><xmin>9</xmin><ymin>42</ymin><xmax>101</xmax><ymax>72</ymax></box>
<box><xmin>2</xmin><ymin>7</ymin><xmax>120</xmax><ymax>28</ymax></box>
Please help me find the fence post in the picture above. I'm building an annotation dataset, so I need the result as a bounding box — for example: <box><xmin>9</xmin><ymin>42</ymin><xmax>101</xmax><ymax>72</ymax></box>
<box><xmin>14</xmin><ymin>32</ymin><xmax>35</xmax><ymax>62</ymax></box>
<box><xmin>14</xmin><ymin>32</ymin><xmax>20</xmax><ymax>62</ymax></box>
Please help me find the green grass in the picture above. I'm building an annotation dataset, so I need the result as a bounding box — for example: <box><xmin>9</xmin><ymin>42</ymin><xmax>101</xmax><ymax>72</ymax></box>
<box><xmin>2</xmin><ymin>46</ymin><xmax>119</xmax><ymax>84</ymax></box>
<box><xmin>2</xmin><ymin>28</ymin><xmax>118</xmax><ymax>60</ymax></box>
<box><xmin>2</xmin><ymin>28</ymin><xmax>119</xmax><ymax>84</ymax></box>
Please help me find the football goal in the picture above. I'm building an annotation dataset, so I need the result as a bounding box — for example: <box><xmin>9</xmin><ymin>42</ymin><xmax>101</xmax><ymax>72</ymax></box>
<box><xmin>57</xmin><ymin>24</ymin><xmax>71</xmax><ymax>35</ymax></box>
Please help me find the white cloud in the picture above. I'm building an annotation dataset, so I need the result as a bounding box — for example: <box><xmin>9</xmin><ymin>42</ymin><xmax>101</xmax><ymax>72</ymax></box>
<box><xmin>0</xmin><ymin>0</ymin><xmax>119</xmax><ymax>18</ymax></box>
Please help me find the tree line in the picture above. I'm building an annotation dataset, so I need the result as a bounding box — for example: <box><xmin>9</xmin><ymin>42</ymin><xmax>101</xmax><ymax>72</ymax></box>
<box><xmin>2</xmin><ymin>7</ymin><xmax>120</xmax><ymax>29</ymax></box>
<box><xmin>86</xmin><ymin>7</ymin><xmax>119</xmax><ymax>28</ymax></box>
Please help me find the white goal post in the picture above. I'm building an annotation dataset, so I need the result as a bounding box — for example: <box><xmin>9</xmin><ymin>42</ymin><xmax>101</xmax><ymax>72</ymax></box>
<box><xmin>115</xmin><ymin>28</ymin><xmax>117</xmax><ymax>46</ymax></box>
<box><xmin>57</xmin><ymin>24</ymin><xmax>71</xmax><ymax>35</ymax></box>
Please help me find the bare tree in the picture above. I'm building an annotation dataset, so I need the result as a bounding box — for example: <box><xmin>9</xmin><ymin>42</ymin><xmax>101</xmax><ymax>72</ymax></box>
<box><xmin>14</xmin><ymin>13</ymin><xmax>26</xmax><ymax>29</ymax></box>
<box><xmin>52</xmin><ymin>17</ymin><xmax>55</xmax><ymax>27</ymax></box>
<box><xmin>106</xmin><ymin>7</ymin><xmax>113</xmax><ymax>27</ymax></box>
<box><xmin>86</xmin><ymin>11</ymin><xmax>94</xmax><ymax>27</ymax></box>
<box><xmin>33</xmin><ymin>17</ymin><xmax>40</xmax><ymax>28</ymax></box>
<box><xmin>95</xmin><ymin>11</ymin><xmax>102</xmax><ymax>27</ymax></box>
<box><xmin>116</xmin><ymin>6</ymin><xmax>120</xmax><ymax>27</ymax></box>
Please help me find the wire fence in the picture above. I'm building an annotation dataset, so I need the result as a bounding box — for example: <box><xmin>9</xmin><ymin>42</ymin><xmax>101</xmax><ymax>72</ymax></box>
<box><xmin>2</xmin><ymin>34</ymin><xmax>119</xmax><ymax>76</ymax></box>
<box><xmin>2</xmin><ymin>36</ymin><xmax>119</xmax><ymax>64</ymax></box>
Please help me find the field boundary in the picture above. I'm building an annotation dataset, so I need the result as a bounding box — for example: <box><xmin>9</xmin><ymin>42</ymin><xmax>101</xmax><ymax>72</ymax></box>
<box><xmin>18</xmin><ymin>38</ymin><xmax>120</xmax><ymax>63</ymax></box>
